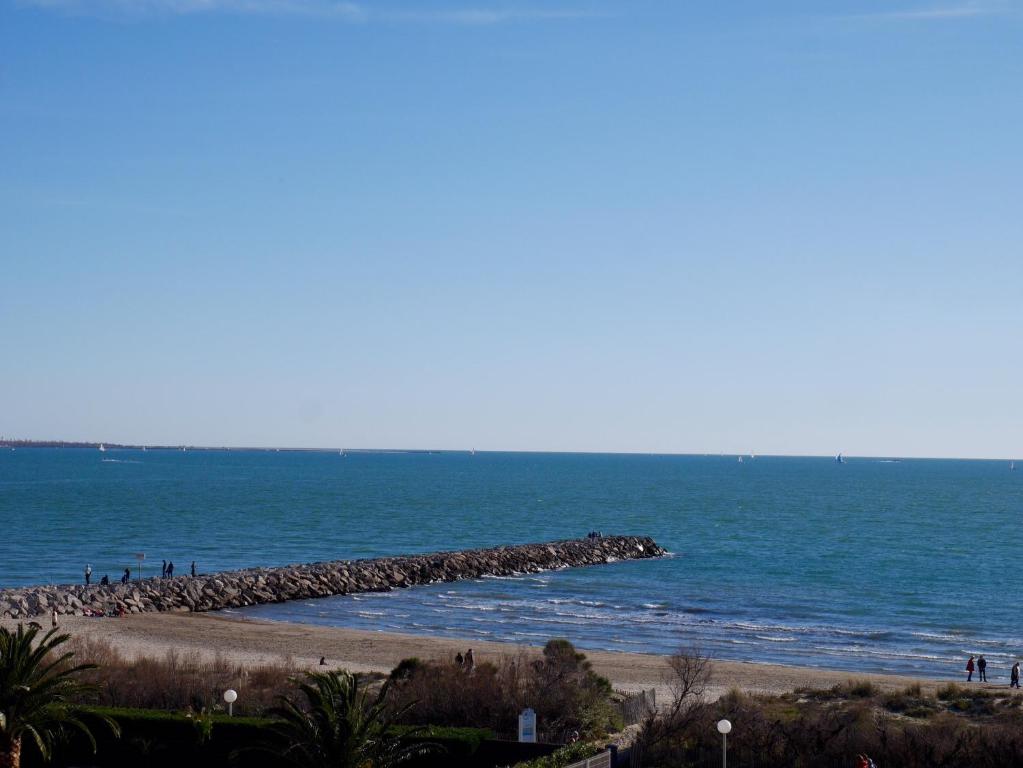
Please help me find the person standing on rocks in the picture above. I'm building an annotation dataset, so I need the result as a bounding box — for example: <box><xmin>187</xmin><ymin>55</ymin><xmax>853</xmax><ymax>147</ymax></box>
<box><xmin>166</xmin><ymin>561</ymin><xmax>174</xmax><ymax>578</ymax></box>
<box><xmin>51</xmin><ymin>608</ymin><xmax>58</xmax><ymax>629</ymax></box>
<box><xmin>161</xmin><ymin>560</ymin><xmax>167</xmax><ymax>578</ymax></box>
<box><xmin>191</xmin><ymin>561</ymin><xmax>197</xmax><ymax>577</ymax></box>
<box><xmin>122</xmin><ymin>568</ymin><xmax>131</xmax><ymax>584</ymax></box>
<box><xmin>84</xmin><ymin>564</ymin><xmax>92</xmax><ymax>585</ymax></box>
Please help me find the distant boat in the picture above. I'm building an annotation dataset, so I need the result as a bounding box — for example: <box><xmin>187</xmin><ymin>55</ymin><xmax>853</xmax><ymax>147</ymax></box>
<box><xmin>836</xmin><ymin>453</ymin><xmax>845</xmax><ymax>464</ymax></box>
<box><xmin>1012</xmin><ymin>462</ymin><xmax>1017</xmax><ymax>471</ymax></box>
<box><xmin>98</xmin><ymin>444</ymin><xmax>106</xmax><ymax>453</ymax></box>
<box><xmin>471</xmin><ymin>448</ymin><xmax>476</xmax><ymax>456</ymax></box>
<box><xmin>142</xmin><ymin>446</ymin><xmax>147</xmax><ymax>452</ymax></box>
<box><xmin>737</xmin><ymin>455</ymin><xmax>744</xmax><ymax>463</ymax></box>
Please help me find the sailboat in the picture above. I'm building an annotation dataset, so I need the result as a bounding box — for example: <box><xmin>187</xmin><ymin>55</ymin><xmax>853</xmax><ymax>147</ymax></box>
<box><xmin>98</xmin><ymin>444</ymin><xmax>106</xmax><ymax>453</ymax></box>
<box><xmin>1012</xmin><ymin>462</ymin><xmax>1017</xmax><ymax>471</ymax></box>
<box><xmin>737</xmin><ymin>455</ymin><xmax>744</xmax><ymax>463</ymax></box>
<box><xmin>835</xmin><ymin>453</ymin><xmax>845</xmax><ymax>464</ymax></box>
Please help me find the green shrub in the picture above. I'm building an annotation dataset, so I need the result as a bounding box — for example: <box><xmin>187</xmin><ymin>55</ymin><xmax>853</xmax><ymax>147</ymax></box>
<box><xmin>29</xmin><ymin>706</ymin><xmax>496</xmax><ymax>768</ymax></box>
<box><xmin>391</xmin><ymin>657</ymin><xmax>425</xmax><ymax>681</ymax></box>
<box><xmin>512</xmin><ymin>740</ymin><xmax>603</xmax><ymax>768</ymax></box>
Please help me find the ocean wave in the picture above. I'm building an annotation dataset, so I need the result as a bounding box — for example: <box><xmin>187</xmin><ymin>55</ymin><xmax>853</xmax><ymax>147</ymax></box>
<box><xmin>911</xmin><ymin>631</ymin><xmax>965</xmax><ymax>642</ymax></box>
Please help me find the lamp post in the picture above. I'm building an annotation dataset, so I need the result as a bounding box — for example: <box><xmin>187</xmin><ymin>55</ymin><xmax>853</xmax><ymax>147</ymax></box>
<box><xmin>717</xmin><ymin>719</ymin><xmax>732</xmax><ymax>768</ymax></box>
<box><xmin>223</xmin><ymin>689</ymin><xmax>237</xmax><ymax>717</ymax></box>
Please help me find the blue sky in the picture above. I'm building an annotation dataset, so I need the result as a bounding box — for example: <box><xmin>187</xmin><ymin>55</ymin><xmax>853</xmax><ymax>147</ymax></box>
<box><xmin>1</xmin><ymin>0</ymin><xmax>1020</xmax><ymax>458</ymax></box>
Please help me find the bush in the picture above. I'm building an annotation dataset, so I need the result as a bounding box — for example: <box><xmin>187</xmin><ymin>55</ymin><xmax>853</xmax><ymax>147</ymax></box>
<box><xmin>384</xmin><ymin>640</ymin><xmax>620</xmax><ymax>742</ymax></box>
<box><xmin>512</xmin><ymin>740</ymin><xmax>603</xmax><ymax>768</ymax></box>
<box><xmin>29</xmin><ymin>707</ymin><xmax>497</xmax><ymax>768</ymax></box>
<box><xmin>936</xmin><ymin>682</ymin><xmax>964</xmax><ymax>700</ymax></box>
<box><xmin>68</xmin><ymin>635</ymin><xmax>299</xmax><ymax>715</ymax></box>
<box><xmin>836</xmin><ymin>679</ymin><xmax>881</xmax><ymax>699</ymax></box>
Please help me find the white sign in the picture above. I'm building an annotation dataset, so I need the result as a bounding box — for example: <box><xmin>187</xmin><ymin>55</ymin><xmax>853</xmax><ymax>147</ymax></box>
<box><xmin>134</xmin><ymin>553</ymin><xmax>145</xmax><ymax>561</ymax></box>
<box><xmin>518</xmin><ymin>708</ymin><xmax>536</xmax><ymax>743</ymax></box>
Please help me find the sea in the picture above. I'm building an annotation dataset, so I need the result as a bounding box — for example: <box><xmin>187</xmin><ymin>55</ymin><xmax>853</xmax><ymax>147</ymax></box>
<box><xmin>1</xmin><ymin>448</ymin><xmax>1020</xmax><ymax>679</ymax></box>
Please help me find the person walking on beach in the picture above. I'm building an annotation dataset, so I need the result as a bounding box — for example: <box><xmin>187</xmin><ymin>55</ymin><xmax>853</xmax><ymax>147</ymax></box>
<box><xmin>166</xmin><ymin>561</ymin><xmax>174</xmax><ymax>578</ymax></box>
<box><xmin>978</xmin><ymin>655</ymin><xmax>988</xmax><ymax>682</ymax></box>
<box><xmin>465</xmin><ymin>648</ymin><xmax>475</xmax><ymax>673</ymax></box>
<box><xmin>966</xmin><ymin>655</ymin><xmax>975</xmax><ymax>682</ymax></box>
<box><xmin>51</xmin><ymin>608</ymin><xmax>58</xmax><ymax>629</ymax></box>
<box><xmin>84</xmin><ymin>564</ymin><xmax>92</xmax><ymax>585</ymax></box>
<box><xmin>1011</xmin><ymin>662</ymin><xmax>1020</xmax><ymax>689</ymax></box>
<box><xmin>455</xmin><ymin>652</ymin><xmax>463</xmax><ymax>668</ymax></box>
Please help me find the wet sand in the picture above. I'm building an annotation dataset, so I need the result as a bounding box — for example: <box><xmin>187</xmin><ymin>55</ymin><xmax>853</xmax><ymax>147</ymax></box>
<box><xmin>2</xmin><ymin>612</ymin><xmax>961</xmax><ymax>701</ymax></box>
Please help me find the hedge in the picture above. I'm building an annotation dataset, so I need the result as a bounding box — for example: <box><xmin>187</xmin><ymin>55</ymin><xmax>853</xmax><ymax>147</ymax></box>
<box><xmin>23</xmin><ymin>707</ymin><xmax>506</xmax><ymax>768</ymax></box>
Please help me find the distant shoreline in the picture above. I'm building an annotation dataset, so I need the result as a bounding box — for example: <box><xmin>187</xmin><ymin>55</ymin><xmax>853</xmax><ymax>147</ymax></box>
<box><xmin>0</xmin><ymin>440</ymin><xmax>445</xmax><ymax>454</ymax></box>
<box><xmin>2</xmin><ymin>440</ymin><xmax>1018</xmax><ymax>461</ymax></box>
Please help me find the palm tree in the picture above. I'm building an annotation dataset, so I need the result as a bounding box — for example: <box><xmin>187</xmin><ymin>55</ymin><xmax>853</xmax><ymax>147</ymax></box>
<box><xmin>266</xmin><ymin>670</ymin><xmax>432</xmax><ymax>768</ymax></box>
<box><xmin>0</xmin><ymin>624</ymin><xmax>118</xmax><ymax>768</ymax></box>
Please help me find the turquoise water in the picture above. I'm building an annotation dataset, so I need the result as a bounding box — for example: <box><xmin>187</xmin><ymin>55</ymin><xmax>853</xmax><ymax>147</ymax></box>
<box><xmin>2</xmin><ymin>448</ymin><xmax>1020</xmax><ymax>678</ymax></box>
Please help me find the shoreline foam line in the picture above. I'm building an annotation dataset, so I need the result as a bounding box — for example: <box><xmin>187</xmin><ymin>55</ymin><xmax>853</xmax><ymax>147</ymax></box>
<box><xmin>0</xmin><ymin>536</ymin><xmax>665</xmax><ymax>619</ymax></box>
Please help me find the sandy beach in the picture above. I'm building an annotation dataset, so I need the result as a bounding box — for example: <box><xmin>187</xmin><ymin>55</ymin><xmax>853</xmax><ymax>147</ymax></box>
<box><xmin>3</xmin><ymin>612</ymin><xmax>958</xmax><ymax>702</ymax></box>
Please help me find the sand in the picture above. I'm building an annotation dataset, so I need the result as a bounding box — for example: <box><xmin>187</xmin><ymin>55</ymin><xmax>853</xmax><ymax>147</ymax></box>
<box><xmin>2</xmin><ymin>612</ymin><xmax>962</xmax><ymax>702</ymax></box>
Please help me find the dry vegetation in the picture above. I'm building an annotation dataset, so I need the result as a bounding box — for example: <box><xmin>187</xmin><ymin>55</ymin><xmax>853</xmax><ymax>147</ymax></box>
<box><xmin>62</xmin><ymin>634</ymin><xmax>620</xmax><ymax>745</ymax></box>
<box><xmin>635</xmin><ymin>649</ymin><xmax>1023</xmax><ymax>768</ymax></box>
<box><xmin>67</xmin><ymin>635</ymin><xmax>302</xmax><ymax>715</ymax></box>
<box><xmin>382</xmin><ymin>639</ymin><xmax>621</xmax><ymax>742</ymax></box>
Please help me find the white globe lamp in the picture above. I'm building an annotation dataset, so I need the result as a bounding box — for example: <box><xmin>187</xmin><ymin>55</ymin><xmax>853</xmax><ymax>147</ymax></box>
<box><xmin>717</xmin><ymin>719</ymin><xmax>732</xmax><ymax>768</ymax></box>
<box><xmin>223</xmin><ymin>688</ymin><xmax>238</xmax><ymax>716</ymax></box>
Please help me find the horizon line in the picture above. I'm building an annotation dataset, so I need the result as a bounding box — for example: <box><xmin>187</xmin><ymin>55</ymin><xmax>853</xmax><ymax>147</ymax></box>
<box><xmin>0</xmin><ymin>438</ymin><xmax>1018</xmax><ymax>462</ymax></box>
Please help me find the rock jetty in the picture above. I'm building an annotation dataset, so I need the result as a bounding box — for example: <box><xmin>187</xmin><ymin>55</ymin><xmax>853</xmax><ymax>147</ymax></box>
<box><xmin>0</xmin><ymin>535</ymin><xmax>665</xmax><ymax>620</ymax></box>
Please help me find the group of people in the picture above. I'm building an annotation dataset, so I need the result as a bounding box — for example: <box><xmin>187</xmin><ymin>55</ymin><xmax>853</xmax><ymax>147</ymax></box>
<box><xmin>966</xmin><ymin>654</ymin><xmax>1021</xmax><ymax>687</ymax></box>
<box><xmin>85</xmin><ymin>560</ymin><xmax>199</xmax><ymax>586</ymax></box>
<box><xmin>454</xmin><ymin>648</ymin><xmax>476</xmax><ymax>672</ymax></box>
<box><xmin>585</xmin><ymin>531</ymin><xmax>603</xmax><ymax>539</ymax></box>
